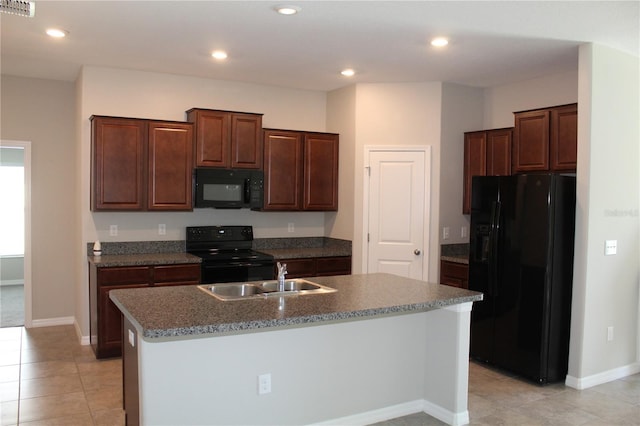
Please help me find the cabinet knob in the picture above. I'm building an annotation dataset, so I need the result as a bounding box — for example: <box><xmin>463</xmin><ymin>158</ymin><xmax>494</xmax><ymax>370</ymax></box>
<box><xmin>414</xmin><ymin>249</ymin><xmax>421</xmax><ymax>256</ymax></box>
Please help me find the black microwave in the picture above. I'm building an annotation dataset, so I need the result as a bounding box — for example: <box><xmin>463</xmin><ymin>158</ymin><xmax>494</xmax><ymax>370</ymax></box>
<box><xmin>193</xmin><ymin>168</ymin><xmax>264</xmax><ymax>209</ymax></box>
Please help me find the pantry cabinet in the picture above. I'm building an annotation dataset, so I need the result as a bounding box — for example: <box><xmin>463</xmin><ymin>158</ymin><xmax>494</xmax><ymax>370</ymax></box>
<box><xmin>513</xmin><ymin>103</ymin><xmax>577</xmax><ymax>173</ymax></box>
<box><xmin>263</xmin><ymin>129</ymin><xmax>339</xmax><ymax>211</ymax></box>
<box><xmin>91</xmin><ymin>116</ymin><xmax>193</xmax><ymax>211</ymax></box>
<box><xmin>186</xmin><ymin>108</ymin><xmax>263</xmax><ymax>169</ymax></box>
<box><xmin>462</xmin><ymin>128</ymin><xmax>512</xmax><ymax>214</ymax></box>
<box><xmin>89</xmin><ymin>263</ymin><xmax>200</xmax><ymax>358</ymax></box>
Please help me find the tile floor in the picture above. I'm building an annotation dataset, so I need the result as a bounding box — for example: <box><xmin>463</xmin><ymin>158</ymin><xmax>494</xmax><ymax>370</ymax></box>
<box><xmin>1</xmin><ymin>325</ymin><xmax>638</xmax><ymax>425</ymax></box>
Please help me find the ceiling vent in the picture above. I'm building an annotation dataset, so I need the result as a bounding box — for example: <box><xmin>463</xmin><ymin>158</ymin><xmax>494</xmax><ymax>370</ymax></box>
<box><xmin>0</xmin><ymin>0</ymin><xmax>35</xmax><ymax>17</ymax></box>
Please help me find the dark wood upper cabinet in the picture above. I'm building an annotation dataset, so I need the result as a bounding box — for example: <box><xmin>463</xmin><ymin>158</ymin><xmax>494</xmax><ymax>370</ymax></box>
<box><xmin>263</xmin><ymin>129</ymin><xmax>339</xmax><ymax>211</ymax></box>
<box><xmin>90</xmin><ymin>116</ymin><xmax>193</xmax><ymax>211</ymax></box>
<box><xmin>147</xmin><ymin>121</ymin><xmax>193</xmax><ymax>210</ymax></box>
<box><xmin>91</xmin><ymin>117</ymin><xmax>146</xmax><ymax>211</ymax></box>
<box><xmin>263</xmin><ymin>129</ymin><xmax>304</xmax><ymax>210</ymax></box>
<box><xmin>462</xmin><ymin>128</ymin><xmax>512</xmax><ymax>214</ymax></box>
<box><xmin>303</xmin><ymin>132</ymin><xmax>339</xmax><ymax>211</ymax></box>
<box><xmin>550</xmin><ymin>104</ymin><xmax>578</xmax><ymax>172</ymax></box>
<box><xmin>513</xmin><ymin>103</ymin><xmax>577</xmax><ymax>173</ymax></box>
<box><xmin>187</xmin><ymin>108</ymin><xmax>263</xmax><ymax>169</ymax></box>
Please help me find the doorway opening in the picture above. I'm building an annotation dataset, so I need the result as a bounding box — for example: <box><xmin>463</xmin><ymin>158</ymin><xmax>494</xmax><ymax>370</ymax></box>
<box><xmin>0</xmin><ymin>141</ymin><xmax>31</xmax><ymax>328</ymax></box>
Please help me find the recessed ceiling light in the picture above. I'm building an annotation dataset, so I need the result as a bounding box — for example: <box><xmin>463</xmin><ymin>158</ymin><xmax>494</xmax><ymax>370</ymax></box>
<box><xmin>431</xmin><ymin>37</ymin><xmax>449</xmax><ymax>47</ymax></box>
<box><xmin>341</xmin><ymin>69</ymin><xmax>355</xmax><ymax>77</ymax></box>
<box><xmin>46</xmin><ymin>28</ymin><xmax>67</xmax><ymax>38</ymax></box>
<box><xmin>274</xmin><ymin>5</ymin><xmax>301</xmax><ymax>15</ymax></box>
<box><xmin>211</xmin><ymin>50</ymin><xmax>228</xmax><ymax>60</ymax></box>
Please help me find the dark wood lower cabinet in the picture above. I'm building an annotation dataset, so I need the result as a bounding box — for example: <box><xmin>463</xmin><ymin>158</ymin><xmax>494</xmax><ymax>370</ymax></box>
<box><xmin>122</xmin><ymin>315</ymin><xmax>139</xmax><ymax>426</ymax></box>
<box><xmin>89</xmin><ymin>263</ymin><xmax>200</xmax><ymax>359</ymax></box>
<box><xmin>440</xmin><ymin>260</ymin><xmax>469</xmax><ymax>289</ymax></box>
<box><xmin>276</xmin><ymin>256</ymin><xmax>352</xmax><ymax>279</ymax></box>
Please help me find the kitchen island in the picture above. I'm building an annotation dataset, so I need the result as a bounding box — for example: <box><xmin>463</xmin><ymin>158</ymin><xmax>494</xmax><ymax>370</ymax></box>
<box><xmin>110</xmin><ymin>273</ymin><xmax>482</xmax><ymax>426</ymax></box>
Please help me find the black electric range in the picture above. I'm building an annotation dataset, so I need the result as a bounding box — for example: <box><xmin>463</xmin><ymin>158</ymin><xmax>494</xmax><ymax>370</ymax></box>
<box><xmin>186</xmin><ymin>226</ymin><xmax>275</xmax><ymax>284</ymax></box>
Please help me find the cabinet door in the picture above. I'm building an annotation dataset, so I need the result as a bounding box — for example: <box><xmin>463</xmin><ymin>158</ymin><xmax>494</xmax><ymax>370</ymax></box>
<box><xmin>263</xmin><ymin>130</ymin><xmax>303</xmax><ymax>210</ymax></box>
<box><xmin>513</xmin><ymin>110</ymin><xmax>550</xmax><ymax>172</ymax></box>
<box><xmin>303</xmin><ymin>133</ymin><xmax>339</xmax><ymax>211</ymax></box>
<box><xmin>486</xmin><ymin>129</ymin><xmax>512</xmax><ymax>176</ymax></box>
<box><xmin>440</xmin><ymin>260</ymin><xmax>469</xmax><ymax>289</ymax></box>
<box><xmin>550</xmin><ymin>104</ymin><xmax>577</xmax><ymax>172</ymax></box>
<box><xmin>91</xmin><ymin>117</ymin><xmax>146</xmax><ymax>210</ymax></box>
<box><xmin>98</xmin><ymin>284</ymin><xmax>148</xmax><ymax>358</ymax></box>
<box><xmin>147</xmin><ymin>122</ymin><xmax>194</xmax><ymax>211</ymax></box>
<box><xmin>462</xmin><ymin>131</ymin><xmax>487</xmax><ymax>214</ymax></box>
<box><xmin>189</xmin><ymin>109</ymin><xmax>230</xmax><ymax>168</ymax></box>
<box><xmin>231</xmin><ymin>113</ymin><xmax>263</xmax><ymax>169</ymax></box>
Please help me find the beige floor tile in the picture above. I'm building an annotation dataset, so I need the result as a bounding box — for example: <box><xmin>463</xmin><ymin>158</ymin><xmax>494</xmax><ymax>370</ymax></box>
<box><xmin>0</xmin><ymin>327</ymin><xmax>22</xmax><ymax>341</ymax></box>
<box><xmin>20</xmin><ymin>346</ymin><xmax>76</xmax><ymax>364</ymax></box>
<box><xmin>84</xmin><ymin>384</ymin><xmax>122</xmax><ymax>413</ymax></box>
<box><xmin>0</xmin><ymin>399</ymin><xmax>19</xmax><ymax>425</ymax></box>
<box><xmin>18</xmin><ymin>391</ymin><xmax>90</xmax><ymax>423</ymax></box>
<box><xmin>19</xmin><ymin>374</ymin><xmax>84</xmax><ymax>399</ymax></box>
<box><xmin>19</xmin><ymin>361</ymin><xmax>78</xmax><ymax>381</ymax></box>
<box><xmin>76</xmin><ymin>358</ymin><xmax>121</xmax><ymax>376</ymax></box>
<box><xmin>16</xmin><ymin>412</ymin><xmax>94</xmax><ymax>426</ymax></box>
<box><xmin>91</xmin><ymin>407</ymin><xmax>125</xmax><ymax>426</ymax></box>
<box><xmin>0</xmin><ymin>350</ymin><xmax>21</xmax><ymax>368</ymax></box>
<box><xmin>79</xmin><ymin>369</ymin><xmax>122</xmax><ymax>392</ymax></box>
<box><xmin>0</xmin><ymin>381</ymin><xmax>19</xmax><ymax>403</ymax></box>
<box><xmin>0</xmin><ymin>365</ymin><xmax>19</xmax><ymax>384</ymax></box>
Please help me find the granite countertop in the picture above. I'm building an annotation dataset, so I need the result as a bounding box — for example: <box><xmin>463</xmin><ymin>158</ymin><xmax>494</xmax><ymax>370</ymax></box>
<box><xmin>255</xmin><ymin>237</ymin><xmax>351</xmax><ymax>260</ymax></box>
<box><xmin>88</xmin><ymin>252</ymin><xmax>201</xmax><ymax>267</ymax></box>
<box><xmin>441</xmin><ymin>243</ymin><xmax>469</xmax><ymax>265</ymax></box>
<box><xmin>109</xmin><ymin>273</ymin><xmax>483</xmax><ymax>340</ymax></box>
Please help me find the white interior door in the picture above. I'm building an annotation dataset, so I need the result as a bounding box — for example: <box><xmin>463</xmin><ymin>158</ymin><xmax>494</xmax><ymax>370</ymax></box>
<box><xmin>365</xmin><ymin>148</ymin><xmax>429</xmax><ymax>280</ymax></box>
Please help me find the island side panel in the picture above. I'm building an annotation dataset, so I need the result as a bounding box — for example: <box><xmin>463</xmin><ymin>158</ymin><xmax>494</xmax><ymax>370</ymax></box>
<box><xmin>135</xmin><ymin>308</ymin><xmax>471</xmax><ymax>426</ymax></box>
<box><xmin>423</xmin><ymin>302</ymin><xmax>473</xmax><ymax>426</ymax></box>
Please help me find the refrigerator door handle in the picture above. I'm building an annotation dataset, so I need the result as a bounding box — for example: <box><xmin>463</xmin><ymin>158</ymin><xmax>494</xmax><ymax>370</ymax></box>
<box><xmin>489</xmin><ymin>201</ymin><xmax>501</xmax><ymax>296</ymax></box>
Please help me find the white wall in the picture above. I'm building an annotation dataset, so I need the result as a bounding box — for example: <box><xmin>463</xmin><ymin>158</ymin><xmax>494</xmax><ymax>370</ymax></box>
<box><xmin>439</xmin><ymin>83</ymin><xmax>484</xmax><ymax>245</ymax></box>
<box><xmin>482</xmin><ymin>70</ymin><xmax>579</xmax><ymax>129</ymax></box>
<box><xmin>351</xmin><ymin>82</ymin><xmax>443</xmax><ymax>282</ymax></box>
<box><xmin>568</xmin><ymin>44</ymin><xmax>639</xmax><ymax>386</ymax></box>
<box><xmin>76</xmin><ymin>66</ymin><xmax>332</xmax><ymax>336</ymax></box>
<box><xmin>1</xmin><ymin>75</ymin><xmax>77</xmax><ymax>323</ymax></box>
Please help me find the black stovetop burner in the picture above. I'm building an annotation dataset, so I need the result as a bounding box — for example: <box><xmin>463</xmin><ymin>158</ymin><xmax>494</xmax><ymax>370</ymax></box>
<box><xmin>186</xmin><ymin>225</ymin><xmax>275</xmax><ymax>284</ymax></box>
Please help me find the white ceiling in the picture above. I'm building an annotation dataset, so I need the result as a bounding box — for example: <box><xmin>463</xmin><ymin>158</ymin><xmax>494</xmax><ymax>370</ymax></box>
<box><xmin>1</xmin><ymin>1</ymin><xmax>638</xmax><ymax>91</ymax></box>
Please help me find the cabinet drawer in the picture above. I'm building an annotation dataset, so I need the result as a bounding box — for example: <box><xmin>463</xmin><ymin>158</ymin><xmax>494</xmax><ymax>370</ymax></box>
<box><xmin>98</xmin><ymin>266</ymin><xmax>150</xmax><ymax>285</ymax></box>
<box><xmin>153</xmin><ymin>264</ymin><xmax>201</xmax><ymax>283</ymax></box>
<box><xmin>315</xmin><ymin>257</ymin><xmax>351</xmax><ymax>276</ymax></box>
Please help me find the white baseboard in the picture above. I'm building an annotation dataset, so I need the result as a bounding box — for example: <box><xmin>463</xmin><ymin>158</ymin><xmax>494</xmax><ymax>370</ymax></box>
<box><xmin>27</xmin><ymin>316</ymin><xmax>91</xmax><ymax>346</ymax></box>
<box><xmin>312</xmin><ymin>399</ymin><xmax>469</xmax><ymax>426</ymax></box>
<box><xmin>566</xmin><ymin>362</ymin><xmax>640</xmax><ymax>390</ymax></box>
<box><xmin>73</xmin><ymin>318</ymin><xmax>91</xmax><ymax>346</ymax></box>
<box><xmin>312</xmin><ymin>400</ymin><xmax>424</xmax><ymax>425</ymax></box>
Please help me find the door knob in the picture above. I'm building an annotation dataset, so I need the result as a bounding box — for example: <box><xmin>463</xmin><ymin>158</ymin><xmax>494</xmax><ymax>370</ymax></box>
<box><xmin>414</xmin><ymin>249</ymin><xmax>421</xmax><ymax>256</ymax></box>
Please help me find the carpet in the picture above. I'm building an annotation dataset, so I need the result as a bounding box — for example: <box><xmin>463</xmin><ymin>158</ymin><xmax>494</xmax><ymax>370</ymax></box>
<box><xmin>0</xmin><ymin>285</ymin><xmax>24</xmax><ymax>327</ymax></box>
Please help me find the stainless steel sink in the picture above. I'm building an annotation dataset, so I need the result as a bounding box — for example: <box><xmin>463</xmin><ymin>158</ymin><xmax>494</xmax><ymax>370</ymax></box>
<box><xmin>198</xmin><ymin>279</ymin><xmax>336</xmax><ymax>301</ymax></box>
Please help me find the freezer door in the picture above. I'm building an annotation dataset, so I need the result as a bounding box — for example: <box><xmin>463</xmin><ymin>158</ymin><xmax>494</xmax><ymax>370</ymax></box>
<box><xmin>469</xmin><ymin>176</ymin><xmax>501</xmax><ymax>362</ymax></box>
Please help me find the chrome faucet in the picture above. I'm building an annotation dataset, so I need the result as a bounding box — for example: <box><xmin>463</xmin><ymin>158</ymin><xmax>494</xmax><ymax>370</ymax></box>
<box><xmin>277</xmin><ymin>262</ymin><xmax>287</xmax><ymax>292</ymax></box>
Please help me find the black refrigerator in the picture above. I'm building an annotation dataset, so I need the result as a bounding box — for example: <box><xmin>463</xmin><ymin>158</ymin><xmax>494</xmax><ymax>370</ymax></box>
<box><xmin>469</xmin><ymin>173</ymin><xmax>576</xmax><ymax>384</ymax></box>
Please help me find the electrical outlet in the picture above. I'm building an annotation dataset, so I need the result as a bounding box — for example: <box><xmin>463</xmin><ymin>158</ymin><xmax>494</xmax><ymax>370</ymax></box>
<box><xmin>109</xmin><ymin>225</ymin><xmax>118</xmax><ymax>236</ymax></box>
<box><xmin>258</xmin><ymin>373</ymin><xmax>271</xmax><ymax>395</ymax></box>
<box><xmin>158</xmin><ymin>224</ymin><xmax>166</xmax><ymax>235</ymax></box>
<box><xmin>605</xmin><ymin>240</ymin><xmax>617</xmax><ymax>256</ymax></box>
<box><xmin>607</xmin><ymin>326</ymin><xmax>614</xmax><ymax>342</ymax></box>
<box><xmin>443</xmin><ymin>227</ymin><xmax>450</xmax><ymax>240</ymax></box>
<box><xmin>288</xmin><ymin>223</ymin><xmax>295</xmax><ymax>233</ymax></box>
<box><xmin>461</xmin><ymin>226</ymin><xmax>468</xmax><ymax>238</ymax></box>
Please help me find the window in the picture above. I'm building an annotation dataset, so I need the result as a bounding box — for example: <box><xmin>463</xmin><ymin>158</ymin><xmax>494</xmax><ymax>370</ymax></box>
<box><xmin>0</xmin><ymin>161</ymin><xmax>25</xmax><ymax>256</ymax></box>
